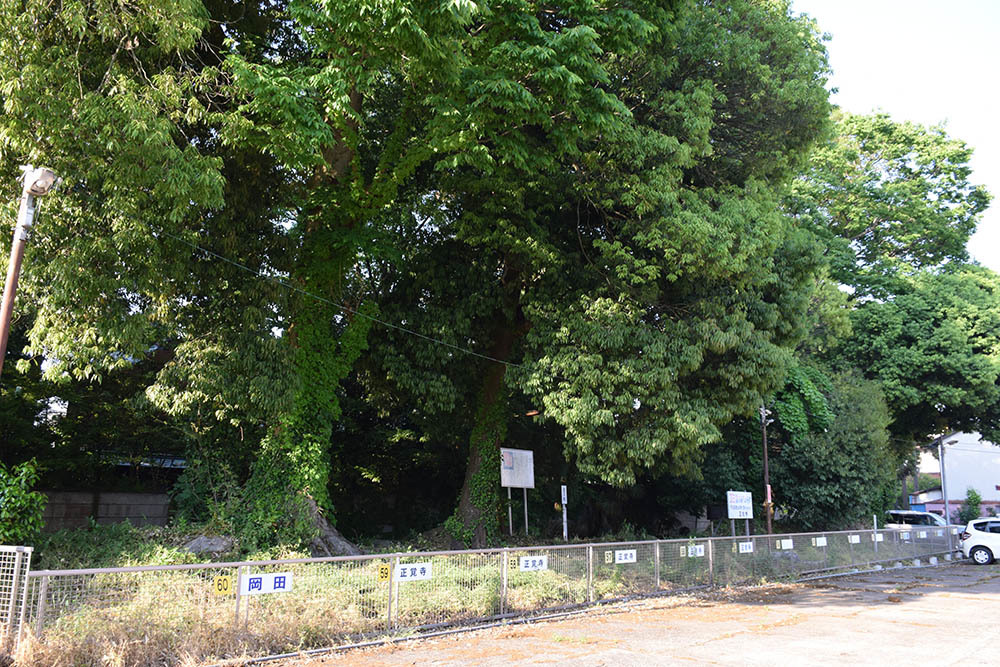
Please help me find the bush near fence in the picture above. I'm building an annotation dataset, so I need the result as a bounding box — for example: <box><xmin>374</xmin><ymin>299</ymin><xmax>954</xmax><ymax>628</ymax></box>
<box><xmin>6</xmin><ymin>527</ymin><xmax>959</xmax><ymax>666</ymax></box>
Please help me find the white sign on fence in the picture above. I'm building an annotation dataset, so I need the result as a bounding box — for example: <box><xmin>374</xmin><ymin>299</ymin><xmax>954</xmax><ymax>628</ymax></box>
<box><xmin>871</xmin><ymin>533</ymin><xmax>884</xmax><ymax>543</ymax></box>
<box><xmin>686</xmin><ymin>544</ymin><xmax>705</xmax><ymax>558</ymax></box>
<box><xmin>848</xmin><ymin>534</ymin><xmax>861</xmax><ymax>544</ymax></box>
<box><xmin>778</xmin><ymin>539</ymin><xmax>794</xmax><ymax>550</ymax></box>
<box><xmin>614</xmin><ymin>549</ymin><xmax>637</xmax><ymax>564</ymax></box>
<box><xmin>396</xmin><ymin>562</ymin><xmax>433</xmax><ymax>581</ymax></box>
<box><xmin>918</xmin><ymin>531</ymin><xmax>928</xmax><ymax>539</ymax></box>
<box><xmin>726</xmin><ymin>490</ymin><xmax>754</xmax><ymax>519</ymax></box>
<box><xmin>519</xmin><ymin>556</ymin><xmax>548</xmax><ymax>572</ymax></box>
<box><xmin>812</xmin><ymin>536</ymin><xmax>827</xmax><ymax>547</ymax></box>
<box><xmin>901</xmin><ymin>532</ymin><xmax>910</xmax><ymax>540</ymax></box>
<box><xmin>500</xmin><ymin>448</ymin><xmax>535</xmax><ymax>488</ymax></box>
<box><xmin>240</xmin><ymin>572</ymin><xmax>293</xmax><ymax>595</ymax></box>
<box><xmin>738</xmin><ymin>541</ymin><xmax>754</xmax><ymax>554</ymax></box>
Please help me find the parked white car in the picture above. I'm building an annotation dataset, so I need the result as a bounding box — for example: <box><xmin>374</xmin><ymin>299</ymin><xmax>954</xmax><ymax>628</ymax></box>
<box><xmin>959</xmin><ymin>519</ymin><xmax>1000</xmax><ymax>564</ymax></box>
<box><xmin>885</xmin><ymin>510</ymin><xmax>948</xmax><ymax>529</ymax></box>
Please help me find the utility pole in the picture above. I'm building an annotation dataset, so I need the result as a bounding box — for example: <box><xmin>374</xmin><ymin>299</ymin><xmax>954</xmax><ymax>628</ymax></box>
<box><xmin>0</xmin><ymin>166</ymin><xmax>58</xmax><ymax>379</ymax></box>
<box><xmin>760</xmin><ymin>404</ymin><xmax>773</xmax><ymax>534</ymax></box>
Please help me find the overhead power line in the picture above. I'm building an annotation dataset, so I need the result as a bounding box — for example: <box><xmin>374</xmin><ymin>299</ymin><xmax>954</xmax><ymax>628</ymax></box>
<box><xmin>161</xmin><ymin>231</ymin><xmax>526</xmax><ymax>370</ymax></box>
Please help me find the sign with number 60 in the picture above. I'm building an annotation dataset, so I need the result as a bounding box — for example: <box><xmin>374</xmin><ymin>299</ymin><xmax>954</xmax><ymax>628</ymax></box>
<box><xmin>212</xmin><ymin>575</ymin><xmax>233</xmax><ymax>595</ymax></box>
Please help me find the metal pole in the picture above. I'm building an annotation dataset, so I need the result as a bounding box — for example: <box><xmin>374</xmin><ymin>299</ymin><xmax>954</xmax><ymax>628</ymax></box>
<box><xmin>500</xmin><ymin>549</ymin><xmax>508</xmax><ymax>615</ymax></box>
<box><xmin>34</xmin><ymin>576</ymin><xmax>48</xmax><ymax>637</ymax></box>
<box><xmin>385</xmin><ymin>559</ymin><xmax>395</xmax><ymax>631</ymax></box>
<box><xmin>0</xmin><ymin>190</ymin><xmax>36</xmax><ymax>379</ymax></box>
<box><xmin>507</xmin><ymin>488</ymin><xmax>513</xmax><ymax>537</ymax></box>
<box><xmin>234</xmin><ymin>566</ymin><xmax>243</xmax><ymax>627</ymax></box>
<box><xmin>654</xmin><ymin>540</ymin><xmax>661</xmax><ymax>589</ymax></box>
<box><xmin>586</xmin><ymin>545</ymin><xmax>593</xmax><ymax>603</ymax></box>
<box><xmin>939</xmin><ymin>437</ymin><xmax>951</xmax><ymax>525</ymax></box>
<box><xmin>561</xmin><ymin>485</ymin><xmax>568</xmax><ymax>542</ymax></box>
<box><xmin>523</xmin><ymin>487</ymin><xmax>528</xmax><ymax>536</ymax></box>
<box><xmin>760</xmin><ymin>405</ymin><xmax>773</xmax><ymax>534</ymax></box>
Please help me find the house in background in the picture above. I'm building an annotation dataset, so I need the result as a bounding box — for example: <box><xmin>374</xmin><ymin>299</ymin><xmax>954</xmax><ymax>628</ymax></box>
<box><xmin>912</xmin><ymin>432</ymin><xmax>1000</xmax><ymax>520</ymax></box>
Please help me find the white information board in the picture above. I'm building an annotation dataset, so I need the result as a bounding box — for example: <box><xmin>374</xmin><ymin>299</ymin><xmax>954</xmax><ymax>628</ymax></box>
<box><xmin>738</xmin><ymin>541</ymin><xmax>754</xmax><ymax>554</ymax></box>
<box><xmin>726</xmin><ymin>490</ymin><xmax>754</xmax><ymax>519</ymax></box>
<box><xmin>519</xmin><ymin>556</ymin><xmax>548</xmax><ymax>572</ymax></box>
<box><xmin>396</xmin><ymin>562</ymin><xmax>432</xmax><ymax>581</ymax></box>
<box><xmin>241</xmin><ymin>572</ymin><xmax>293</xmax><ymax>595</ymax></box>
<box><xmin>614</xmin><ymin>549</ymin><xmax>637</xmax><ymax>564</ymax></box>
<box><xmin>500</xmin><ymin>448</ymin><xmax>535</xmax><ymax>489</ymax></box>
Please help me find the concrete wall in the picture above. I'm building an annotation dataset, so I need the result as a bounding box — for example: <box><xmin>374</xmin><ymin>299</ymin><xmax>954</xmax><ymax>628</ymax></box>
<box><xmin>41</xmin><ymin>491</ymin><xmax>169</xmax><ymax>531</ymax></box>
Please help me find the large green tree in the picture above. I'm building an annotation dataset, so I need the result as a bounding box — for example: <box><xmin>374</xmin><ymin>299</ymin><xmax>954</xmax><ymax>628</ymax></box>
<box><xmin>361</xmin><ymin>0</ymin><xmax>832</xmax><ymax>546</ymax></box>
<box><xmin>786</xmin><ymin>111</ymin><xmax>991</xmax><ymax>296</ymax></box>
<box><xmin>837</xmin><ymin>265</ymin><xmax>1000</xmax><ymax>445</ymax></box>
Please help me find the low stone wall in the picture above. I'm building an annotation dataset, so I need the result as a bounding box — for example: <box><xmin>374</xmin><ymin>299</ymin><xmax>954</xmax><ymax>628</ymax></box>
<box><xmin>41</xmin><ymin>491</ymin><xmax>169</xmax><ymax>531</ymax></box>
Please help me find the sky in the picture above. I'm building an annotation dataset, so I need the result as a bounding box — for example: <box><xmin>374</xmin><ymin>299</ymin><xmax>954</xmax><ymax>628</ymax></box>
<box><xmin>791</xmin><ymin>0</ymin><xmax>1000</xmax><ymax>272</ymax></box>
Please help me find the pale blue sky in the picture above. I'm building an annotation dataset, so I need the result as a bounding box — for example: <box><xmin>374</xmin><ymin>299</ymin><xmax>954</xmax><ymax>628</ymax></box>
<box><xmin>792</xmin><ymin>0</ymin><xmax>1000</xmax><ymax>271</ymax></box>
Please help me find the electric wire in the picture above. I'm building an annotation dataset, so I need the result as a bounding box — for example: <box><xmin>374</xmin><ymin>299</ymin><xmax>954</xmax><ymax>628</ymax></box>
<box><xmin>161</xmin><ymin>231</ymin><xmax>526</xmax><ymax>370</ymax></box>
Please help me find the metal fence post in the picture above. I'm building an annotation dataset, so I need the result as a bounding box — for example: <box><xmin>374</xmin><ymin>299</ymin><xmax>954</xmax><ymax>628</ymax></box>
<box><xmin>586</xmin><ymin>545</ymin><xmax>593</xmax><ymax>603</ymax></box>
<box><xmin>34</xmin><ymin>575</ymin><xmax>48</xmax><ymax>637</ymax></box>
<box><xmin>500</xmin><ymin>549</ymin><xmax>508</xmax><ymax>615</ymax></box>
<box><xmin>654</xmin><ymin>540</ymin><xmax>661</xmax><ymax>590</ymax></box>
<box><xmin>707</xmin><ymin>540</ymin><xmax>714</xmax><ymax>587</ymax></box>
<box><xmin>385</xmin><ymin>559</ymin><xmax>395</xmax><ymax>632</ymax></box>
<box><xmin>391</xmin><ymin>556</ymin><xmax>400</xmax><ymax>629</ymax></box>
<box><xmin>233</xmin><ymin>566</ymin><xmax>243</xmax><ymax>627</ymax></box>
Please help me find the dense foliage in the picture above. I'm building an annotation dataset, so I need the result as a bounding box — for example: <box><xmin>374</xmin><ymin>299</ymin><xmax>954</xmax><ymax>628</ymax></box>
<box><xmin>0</xmin><ymin>0</ymin><xmax>995</xmax><ymax>550</ymax></box>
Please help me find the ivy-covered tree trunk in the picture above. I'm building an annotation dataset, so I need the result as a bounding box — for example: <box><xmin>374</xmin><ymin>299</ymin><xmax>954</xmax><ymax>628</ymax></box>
<box><xmin>241</xmin><ymin>86</ymin><xmax>371</xmax><ymax>551</ymax></box>
<box><xmin>448</xmin><ymin>269</ymin><xmax>529</xmax><ymax>548</ymax></box>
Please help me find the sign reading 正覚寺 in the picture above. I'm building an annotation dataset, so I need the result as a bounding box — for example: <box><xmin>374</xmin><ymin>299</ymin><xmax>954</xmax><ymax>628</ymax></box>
<box><xmin>726</xmin><ymin>490</ymin><xmax>753</xmax><ymax>519</ymax></box>
<box><xmin>500</xmin><ymin>448</ymin><xmax>535</xmax><ymax>489</ymax></box>
<box><xmin>240</xmin><ymin>572</ymin><xmax>293</xmax><ymax>595</ymax></box>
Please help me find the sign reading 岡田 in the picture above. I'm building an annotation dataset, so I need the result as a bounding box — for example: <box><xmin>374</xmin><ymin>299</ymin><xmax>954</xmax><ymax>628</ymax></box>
<box><xmin>240</xmin><ymin>572</ymin><xmax>293</xmax><ymax>595</ymax></box>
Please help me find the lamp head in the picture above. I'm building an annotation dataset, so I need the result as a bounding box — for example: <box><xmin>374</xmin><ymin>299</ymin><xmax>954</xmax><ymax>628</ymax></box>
<box><xmin>23</xmin><ymin>167</ymin><xmax>58</xmax><ymax>196</ymax></box>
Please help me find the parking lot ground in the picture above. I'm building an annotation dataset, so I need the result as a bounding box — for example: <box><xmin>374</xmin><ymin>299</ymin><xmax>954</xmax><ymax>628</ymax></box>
<box><xmin>279</xmin><ymin>561</ymin><xmax>1000</xmax><ymax>666</ymax></box>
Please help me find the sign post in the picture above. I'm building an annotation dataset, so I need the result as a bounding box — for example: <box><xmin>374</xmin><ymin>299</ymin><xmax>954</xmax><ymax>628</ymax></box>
<box><xmin>561</xmin><ymin>484</ymin><xmax>568</xmax><ymax>542</ymax></box>
<box><xmin>500</xmin><ymin>448</ymin><xmax>535</xmax><ymax>536</ymax></box>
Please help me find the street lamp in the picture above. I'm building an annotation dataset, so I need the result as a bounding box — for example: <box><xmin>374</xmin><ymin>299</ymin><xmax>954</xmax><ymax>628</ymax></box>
<box><xmin>0</xmin><ymin>165</ymin><xmax>58</xmax><ymax>379</ymax></box>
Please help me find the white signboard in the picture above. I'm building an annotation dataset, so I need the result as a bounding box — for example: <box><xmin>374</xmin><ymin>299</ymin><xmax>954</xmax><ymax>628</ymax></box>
<box><xmin>519</xmin><ymin>556</ymin><xmax>548</xmax><ymax>572</ymax></box>
<box><xmin>726</xmin><ymin>490</ymin><xmax>754</xmax><ymax>519</ymax></box>
<box><xmin>240</xmin><ymin>572</ymin><xmax>293</xmax><ymax>595</ymax></box>
<box><xmin>872</xmin><ymin>533</ymin><xmax>884</xmax><ymax>542</ymax></box>
<box><xmin>901</xmin><ymin>532</ymin><xmax>911</xmax><ymax>540</ymax></box>
<box><xmin>500</xmin><ymin>448</ymin><xmax>535</xmax><ymax>489</ymax></box>
<box><xmin>738</xmin><ymin>541</ymin><xmax>754</xmax><ymax>554</ymax></box>
<box><xmin>777</xmin><ymin>539</ymin><xmax>794</xmax><ymax>550</ymax></box>
<box><xmin>614</xmin><ymin>549</ymin><xmax>637</xmax><ymax>564</ymax></box>
<box><xmin>812</xmin><ymin>536</ymin><xmax>827</xmax><ymax>547</ymax></box>
<box><xmin>687</xmin><ymin>544</ymin><xmax>705</xmax><ymax>558</ymax></box>
<box><xmin>848</xmin><ymin>534</ymin><xmax>861</xmax><ymax>544</ymax></box>
<box><xmin>918</xmin><ymin>531</ymin><xmax>928</xmax><ymax>539</ymax></box>
<box><xmin>395</xmin><ymin>562</ymin><xmax>432</xmax><ymax>581</ymax></box>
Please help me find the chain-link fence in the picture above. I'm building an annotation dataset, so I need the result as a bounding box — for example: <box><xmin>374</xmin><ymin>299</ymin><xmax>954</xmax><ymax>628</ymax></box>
<box><xmin>4</xmin><ymin>527</ymin><xmax>960</xmax><ymax>664</ymax></box>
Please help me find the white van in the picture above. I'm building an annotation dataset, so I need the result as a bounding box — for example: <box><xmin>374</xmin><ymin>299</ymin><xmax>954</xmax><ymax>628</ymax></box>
<box><xmin>885</xmin><ymin>510</ymin><xmax>948</xmax><ymax>529</ymax></box>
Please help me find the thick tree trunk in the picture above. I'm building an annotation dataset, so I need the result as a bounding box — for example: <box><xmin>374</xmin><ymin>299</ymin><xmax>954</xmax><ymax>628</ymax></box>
<box><xmin>450</xmin><ymin>261</ymin><xmax>529</xmax><ymax>548</ymax></box>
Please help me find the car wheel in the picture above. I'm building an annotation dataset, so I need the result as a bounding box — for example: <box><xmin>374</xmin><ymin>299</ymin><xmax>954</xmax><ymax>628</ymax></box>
<box><xmin>970</xmin><ymin>546</ymin><xmax>994</xmax><ymax>565</ymax></box>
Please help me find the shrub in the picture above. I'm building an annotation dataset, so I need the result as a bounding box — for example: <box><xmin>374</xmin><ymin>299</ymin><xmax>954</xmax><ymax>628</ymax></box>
<box><xmin>957</xmin><ymin>487</ymin><xmax>983</xmax><ymax>524</ymax></box>
<box><xmin>0</xmin><ymin>459</ymin><xmax>47</xmax><ymax>544</ymax></box>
